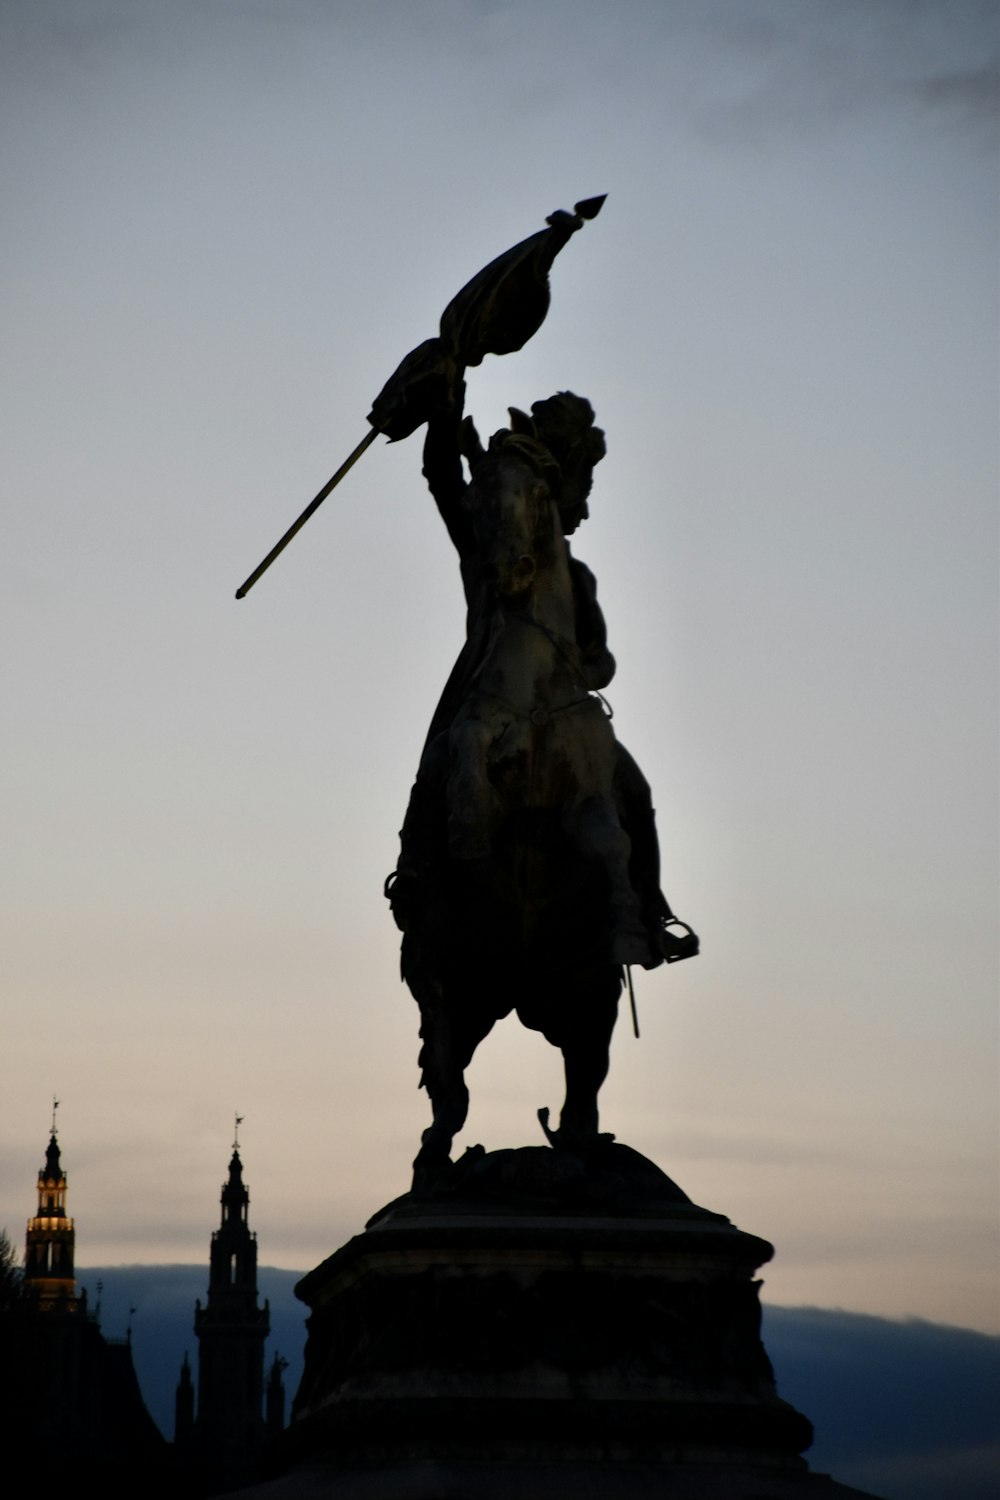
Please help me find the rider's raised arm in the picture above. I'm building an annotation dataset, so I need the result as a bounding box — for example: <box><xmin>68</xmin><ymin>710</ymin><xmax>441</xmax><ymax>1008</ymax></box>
<box><xmin>421</xmin><ymin>379</ymin><xmax>472</xmax><ymax>556</ymax></box>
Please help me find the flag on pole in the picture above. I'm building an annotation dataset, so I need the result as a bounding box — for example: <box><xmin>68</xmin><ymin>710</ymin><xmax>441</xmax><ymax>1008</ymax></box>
<box><xmin>235</xmin><ymin>197</ymin><xmax>605</xmax><ymax>597</ymax></box>
<box><xmin>367</xmin><ymin>196</ymin><xmax>605</xmax><ymax>441</ymax></box>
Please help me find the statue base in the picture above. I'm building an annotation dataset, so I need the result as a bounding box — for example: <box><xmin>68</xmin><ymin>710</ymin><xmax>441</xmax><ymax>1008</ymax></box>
<box><xmin>265</xmin><ymin>1143</ymin><xmax>882</xmax><ymax>1498</ymax></box>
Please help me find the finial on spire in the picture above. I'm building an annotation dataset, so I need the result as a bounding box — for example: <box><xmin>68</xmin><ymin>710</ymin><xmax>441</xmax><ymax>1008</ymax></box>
<box><xmin>51</xmin><ymin>1095</ymin><xmax>60</xmax><ymax>1137</ymax></box>
<box><xmin>233</xmin><ymin>1113</ymin><xmax>244</xmax><ymax>1151</ymax></box>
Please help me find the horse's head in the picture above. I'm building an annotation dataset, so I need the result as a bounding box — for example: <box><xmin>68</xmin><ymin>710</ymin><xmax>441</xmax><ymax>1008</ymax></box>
<box><xmin>465</xmin><ymin>431</ymin><xmax>563</xmax><ymax>599</ymax></box>
<box><xmin>461</xmin><ymin>392</ymin><xmax>605</xmax><ymax>538</ymax></box>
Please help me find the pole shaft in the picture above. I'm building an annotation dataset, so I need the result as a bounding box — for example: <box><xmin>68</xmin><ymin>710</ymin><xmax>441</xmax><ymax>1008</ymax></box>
<box><xmin>235</xmin><ymin>426</ymin><xmax>380</xmax><ymax>599</ymax></box>
<box><xmin>626</xmin><ymin>965</ymin><xmax>639</xmax><ymax>1039</ymax></box>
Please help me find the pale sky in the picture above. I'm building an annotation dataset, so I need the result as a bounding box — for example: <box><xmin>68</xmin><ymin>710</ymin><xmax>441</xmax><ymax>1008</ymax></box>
<box><xmin>2</xmin><ymin>1</ymin><xmax>997</xmax><ymax>1337</ymax></box>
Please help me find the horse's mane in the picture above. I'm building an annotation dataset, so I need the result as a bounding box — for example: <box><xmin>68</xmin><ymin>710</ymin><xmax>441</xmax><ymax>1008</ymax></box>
<box><xmin>482</xmin><ymin>428</ymin><xmax>561</xmax><ymax>490</ymax></box>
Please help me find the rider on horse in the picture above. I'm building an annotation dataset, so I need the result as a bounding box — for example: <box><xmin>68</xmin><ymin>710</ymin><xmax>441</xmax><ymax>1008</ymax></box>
<box><xmin>386</xmin><ymin>380</ymin><xmax>696</xmax><ymax>1179</ymax></box>
<box><xmin>390</xmin><ymin>380</ymin><xmax>684</xmax><ymax>968</ymax></box>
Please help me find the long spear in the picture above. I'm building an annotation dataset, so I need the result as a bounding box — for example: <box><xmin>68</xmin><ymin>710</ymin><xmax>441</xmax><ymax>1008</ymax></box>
<box><xmin>235</xmin><ymin>430</ymin><xmax>378</xmax><ymax>599</ymax></box>
<box><xmin>234</xmin><ymin>196</ymin><xmax>605</xmax><ymax>600</ymax></box>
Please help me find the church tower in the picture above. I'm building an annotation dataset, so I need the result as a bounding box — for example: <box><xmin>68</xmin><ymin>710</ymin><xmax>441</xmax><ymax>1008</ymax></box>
<box><xmin>192</xmin><ymin>1125</ymin><xmax>270</xmax><ymax>1468</ymax></box>
<box><xmin>24</xmin><ymin>1108</ymin><xmax>80</xmax><ymax>1311</ymax></box>
<box><xmin>11</xmin><ymin>1108</ymin><xmax>166</xmax><ymax>1476</ymax></box>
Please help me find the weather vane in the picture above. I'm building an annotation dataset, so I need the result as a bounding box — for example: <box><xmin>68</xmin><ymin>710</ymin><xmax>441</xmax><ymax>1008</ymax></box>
<box><xmin>233</xmin><ymin>1113</ymin><xmax>244</xmax><ymax>1151</ymax></box>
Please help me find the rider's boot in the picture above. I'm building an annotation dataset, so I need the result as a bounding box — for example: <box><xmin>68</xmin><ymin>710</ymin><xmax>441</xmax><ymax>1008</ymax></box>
<box><xmin>610</xmin><ymin>896</ymin><xmax>658</xmax><ymax>968</ymax></box>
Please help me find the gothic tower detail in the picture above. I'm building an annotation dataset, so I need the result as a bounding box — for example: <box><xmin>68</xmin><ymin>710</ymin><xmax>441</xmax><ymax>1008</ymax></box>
<box><xmin>174</xmin><ymin>1351</ymin><xmax>195</xmax><ymax>1448</ymax></box>
<box><xmin>24</xmin><ymin>1123</ymin><xmax>79</xmax><ymax>1311</ymax></box>
<box><xmin>192</xmin><ymin>1138</ymin><xmax>270</xmax><ymax>1465</ymax></box>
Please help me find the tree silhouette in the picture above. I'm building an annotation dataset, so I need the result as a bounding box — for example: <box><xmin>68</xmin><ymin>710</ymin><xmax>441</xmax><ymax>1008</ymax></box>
<box><xmin>0</xmin><ymin>1228</ymin><xmax>23</xmax><ymax>1314</ymax></box>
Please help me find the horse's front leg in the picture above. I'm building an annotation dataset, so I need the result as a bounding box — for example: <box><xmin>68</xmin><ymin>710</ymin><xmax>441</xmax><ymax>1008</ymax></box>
<box><xmin>413</xmin><ymin>1000</ymin><xmax>470</xmax><ymax>1188</ymax></box>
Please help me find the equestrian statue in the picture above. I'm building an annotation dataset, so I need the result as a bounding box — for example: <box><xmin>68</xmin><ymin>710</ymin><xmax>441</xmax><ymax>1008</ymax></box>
<box><xmin>236</xmin><ymin>198</ymin><xmax>697</xmax><ymax>1185</ymax></box>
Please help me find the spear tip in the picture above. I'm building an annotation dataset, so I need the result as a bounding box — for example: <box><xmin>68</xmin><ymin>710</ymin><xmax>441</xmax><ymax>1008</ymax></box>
<box><xmin>574</xmin><ymin>194</ymin><xmax>607</xmax><ymax>220</ymax></box>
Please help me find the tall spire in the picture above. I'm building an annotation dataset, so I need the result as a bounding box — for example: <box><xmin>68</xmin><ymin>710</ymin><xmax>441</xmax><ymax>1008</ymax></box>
<box><xmin>175</xmin><ymin>1352</ymin><xmax>195</xmax><ymax>1448</ymax></box>
<box><xmin>191</xmin><ymin>1129</ymin><xmax>270</xmax><ymax>1471</ymax></box>
<box><xmin>24</xmin><ymin>1112</ymin><xmax>79</xmax><ymax>1310</ymax></box>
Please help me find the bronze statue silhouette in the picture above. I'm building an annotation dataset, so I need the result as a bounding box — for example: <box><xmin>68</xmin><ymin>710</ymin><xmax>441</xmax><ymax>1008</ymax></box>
<box><xmin>387</xmin><ymin>382</ymin><xmax>696</xmax><ymax>1182</ymax></box>
<box><xmin>234</xmin><ymin>198</ymin><xmax>696</xmax><ymax>1185</ymax></box>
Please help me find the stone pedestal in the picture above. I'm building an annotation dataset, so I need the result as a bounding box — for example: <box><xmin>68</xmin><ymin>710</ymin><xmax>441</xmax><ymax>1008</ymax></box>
<box><xmin>259</xmin><ymin>1142</ymin><xmax>881</xmax><ymax>1498</ymax></box>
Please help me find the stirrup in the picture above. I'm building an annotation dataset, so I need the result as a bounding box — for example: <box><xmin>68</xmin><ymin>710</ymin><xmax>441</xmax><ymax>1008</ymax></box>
<box><xmin>660</xmin><ymin>918</ymin><xmax>699</xmax><ymax>964</ymax></box>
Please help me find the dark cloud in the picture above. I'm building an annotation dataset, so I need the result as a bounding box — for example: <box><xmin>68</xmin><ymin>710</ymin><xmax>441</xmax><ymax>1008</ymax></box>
<box><xmin>909</xmin><ymin>60</ymin><xmax>1000</xmax><ymax>130</ymax></box>
<box><xmin>685</xmin><ymin>0</ymin><xmax>999</xmax><ymax>146</ymax></box>
<box><xmin>765</xmin><ymin>1305</ymin><xmax>1000</xmax><ymax>1499</ymax></box>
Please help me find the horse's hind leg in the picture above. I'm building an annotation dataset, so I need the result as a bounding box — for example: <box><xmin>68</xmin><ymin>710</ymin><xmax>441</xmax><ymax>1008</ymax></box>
<box><xmin>558</xmin><ymin>977</ymin><xmax>619</xmax><ymax>1145</ymax></box>
<box><xmin>412</xmin><ymin>988</ymin><xmax>499</xmax><ymax>1188</ymax></box>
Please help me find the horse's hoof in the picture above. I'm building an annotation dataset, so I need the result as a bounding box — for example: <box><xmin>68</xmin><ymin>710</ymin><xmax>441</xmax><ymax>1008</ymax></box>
<box><xmin>412</xmin><ymin>1134</ymin><xmax>454</xmax><ymax>1192</ymax></box>
<box><xmin>551</xmin><ymin>1126</ymin><xmax>599</xmax><ymax>1154</ymax></box>
<box><xmin>539</xmin><ymin>1108</ymin><xmax>609</xmax><ymax>1154</ymax></box>
<box><xmin>411</xmin><ymin>1156</ymin><xmax>451</xmax><ymax>1193</ymax></box>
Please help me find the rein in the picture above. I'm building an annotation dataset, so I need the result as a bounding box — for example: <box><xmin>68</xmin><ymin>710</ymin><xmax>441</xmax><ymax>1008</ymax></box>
<box><xmin>470</xmin><ymin>605</ymin><xmax>612</xmax><ymax>727</ymax></box>
<box><xmin>505</xmin><ymin>608</ymin><xmax>579</xmax><ymax>668</ymax></box>
<box><xmin>469</xmin><ymin>685</ymin><xmax>603</xmax><ymax>728</ymax></box>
